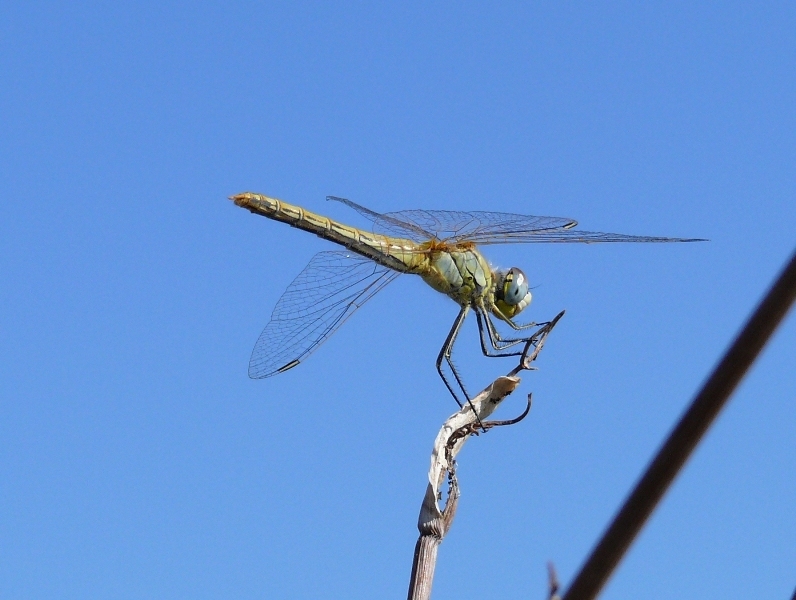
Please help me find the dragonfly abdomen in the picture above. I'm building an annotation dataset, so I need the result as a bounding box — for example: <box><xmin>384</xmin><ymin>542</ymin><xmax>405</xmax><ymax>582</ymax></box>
<box><xmin>231</xmin><ymin>192</ymin><xmax>424</xmax><ymax>273</ymax></box>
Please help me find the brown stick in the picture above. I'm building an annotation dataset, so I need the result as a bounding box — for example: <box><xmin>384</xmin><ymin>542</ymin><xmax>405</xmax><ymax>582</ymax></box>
<box><xmin>562</xmin><ymin>247</ymin><xmax>796</xmax><ymax>600</ymax></box>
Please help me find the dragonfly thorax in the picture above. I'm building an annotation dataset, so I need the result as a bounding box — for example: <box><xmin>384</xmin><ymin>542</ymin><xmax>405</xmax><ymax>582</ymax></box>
<box><xmin>494</xmin><ymin>267</ymin><xmax>532</xmax><ymax>318</ymax></box>
<box><xmin>419</xmin><ymin>247</ymin><xmax>494</xmax><ymax>307</ymax></box>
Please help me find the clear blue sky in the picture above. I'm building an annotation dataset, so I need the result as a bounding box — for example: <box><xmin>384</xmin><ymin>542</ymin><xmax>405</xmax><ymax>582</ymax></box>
<box><xmin>1</xmin><ymin>3</ymin><xmax>794</xmax><ymax>598</ymax></box>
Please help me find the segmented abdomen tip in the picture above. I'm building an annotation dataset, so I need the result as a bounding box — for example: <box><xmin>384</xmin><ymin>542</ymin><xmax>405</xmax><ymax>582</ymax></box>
<box><xmin>229</xmin><ymin>192</ymin><xmax>252</xmax><ymax>207</ymax></box>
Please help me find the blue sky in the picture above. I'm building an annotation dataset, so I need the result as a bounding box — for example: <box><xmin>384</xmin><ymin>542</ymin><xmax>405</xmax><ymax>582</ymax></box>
<box><xmin>1</xmin><ymin>2</ymin><xmax>794</xmax><ymax>598</ymax></box>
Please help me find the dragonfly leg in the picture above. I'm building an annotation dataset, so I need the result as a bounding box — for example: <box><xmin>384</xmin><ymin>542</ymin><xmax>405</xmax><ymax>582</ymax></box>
<box><xmin>436</xmin><ymin>305</ymin><xmax>483</xmax><ymax>421</ymax></box>
<box><xmin>475</xmin><ymin>307</ymin><xmax>531</xmax><ymax>357</ymax></box>
<box><xmin>493</xmin><ymin>307</ymin><xmax>542</xmax><ymax>331</ymax></box>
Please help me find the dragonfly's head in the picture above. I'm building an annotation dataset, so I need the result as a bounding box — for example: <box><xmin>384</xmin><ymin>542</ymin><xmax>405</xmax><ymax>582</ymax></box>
<box><xmin>494</xmin><ymin>267</ymin><xmax>532</xmax><ymax>318</ymax></box>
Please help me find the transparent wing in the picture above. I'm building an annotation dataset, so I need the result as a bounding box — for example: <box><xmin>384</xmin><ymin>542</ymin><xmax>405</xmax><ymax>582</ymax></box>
<box><xmin>387</xmin><ymin>209</ymin><xmax>704</xmax><ymax>244</ymax></box>
<box><xmin>466</xmin><ymin>228</ymin><xmax>706</xmax><ymax>245</ymax></box>
<box><xmin>327</xmin><ymin>195</ymin><xmax>436</xmax><ymax>242</ymax></box>
<box><xmin>383</xmin><ymin>209</ymin><xmax>579</xmax><ymax>244</ymax></box>
<box><xmin>248</xmin><ymin>251</ymin><xmax>400</xmax><ymax>379</ymax></box>
<box><xmin>329</xmin><ymin>196</ymin><xmax>704</xmax><ymax>245</ymax></box>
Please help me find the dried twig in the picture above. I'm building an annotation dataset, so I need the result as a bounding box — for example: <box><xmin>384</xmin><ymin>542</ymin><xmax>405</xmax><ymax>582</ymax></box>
<box><xmin>407</xmin><ymin>313</ymin><xmax>564</xmax><ymax>600</ymax></box>
<box><xmin>548</xmin><ymin>562</ymin><xmax>561</xmax><ymax>600</ymax></box>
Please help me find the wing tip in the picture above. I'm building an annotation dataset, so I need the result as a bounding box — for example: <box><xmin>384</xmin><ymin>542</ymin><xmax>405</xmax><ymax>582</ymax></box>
<box><xmin>660</xmin><ymin>237</ymin><xmax>709</xmax><ymax>243</ymax></box>
<box><xmin>248</xmin><ymin>359</ymin><xmax>301</xmax><ymax>379</ymax></box>
<box><xmin>276</xmin><ymin>360</ymin><xmax>301</xmax><ymax>373</ymax></box>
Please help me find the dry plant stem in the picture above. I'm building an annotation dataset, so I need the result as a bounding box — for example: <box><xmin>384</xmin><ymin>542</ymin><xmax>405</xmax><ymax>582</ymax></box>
<box><xmin>407</xmin><ymin>312</ymin><xmax>563</xmax><ymax>600</ymax></box>
<box><xmin>548</xmin><ymin>563</ymin><xmax>562</xmax><ymax>600</ymax></box>
<box><xmin>407</xmin><ymin>376</ymin><xmax>520</xmax><ymax>600</ymax></box>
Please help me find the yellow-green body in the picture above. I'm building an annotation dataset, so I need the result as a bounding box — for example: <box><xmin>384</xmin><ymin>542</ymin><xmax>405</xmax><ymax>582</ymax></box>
<box><xmin>232</xmin><ymin>192</ymin><xmax>498</xmax><ymax>311</ymax></box>
<box><xmin>233</xmin><ymin>190</ymin><xmax>700</xmax><ymax>401</ymax></box>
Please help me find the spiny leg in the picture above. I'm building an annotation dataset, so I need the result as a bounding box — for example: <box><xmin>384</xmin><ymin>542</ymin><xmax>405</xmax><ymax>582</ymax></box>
<box><xmin>475</xmin><ymin>308</ymin><xmax>528</xmax><ymax>357</ymax></box>
<box><xmin>493</xmin><ymin>308</ymin><xmax>542</xmax><ymax>331</ymax></box>
<box><xmin>476</xmin><ymin>305</ymin><xmax>549</xmax><ymax>357</ymax></box>
<box><xmin>436</xmin><ymin>305</ymin><xmax>469</xmax><ymax>406</ymax></box>
<box><xmin>436</xmin><ymin>305</ymin><xmax>482</xmax><ymax>422</ymax></box>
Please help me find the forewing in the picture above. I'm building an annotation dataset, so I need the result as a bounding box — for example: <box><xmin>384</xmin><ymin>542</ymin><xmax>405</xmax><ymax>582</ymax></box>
<box><xmin>379</xmin><ymin>209</ymin><xmax>703</xmax><ymax>245</ymax></box>
<box><xmin>383</xmin><ymin>209</ymin><xmax>579</xmax><ymax>243</ymax></box>
<box><xmin>248</xmin><ymin>251</ymin><xmax>400</xmax><ymax>378</ymax></box>
<box><xmin>328</xmin><ymin>196</ymin><xmax>704</xmax><ymax>245</ymax></box>
<box><xmin>471</xmin><ymin>229</ymin><xmax>707</xmax><ymax>245</ymax></box>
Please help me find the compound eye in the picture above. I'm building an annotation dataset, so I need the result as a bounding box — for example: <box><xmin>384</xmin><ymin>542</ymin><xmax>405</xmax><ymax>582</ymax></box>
<box><xmin>503</xmin><ymin>267</ymin><xmax>529</xmax><ymax>306</ymax></box>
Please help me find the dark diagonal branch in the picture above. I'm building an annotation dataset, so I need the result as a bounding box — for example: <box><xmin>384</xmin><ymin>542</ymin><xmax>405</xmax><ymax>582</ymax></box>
<box><xmin>562</xmin><ymin>247</ymin><xmax>796</xmax><ymax>600</ymax></box>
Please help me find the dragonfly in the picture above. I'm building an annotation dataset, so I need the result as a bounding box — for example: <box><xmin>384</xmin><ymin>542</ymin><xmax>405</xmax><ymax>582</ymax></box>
<box><xmin>231</xmin><ymin>192</ymin><xmax>703</xmax><ymax>407</ymax></box>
